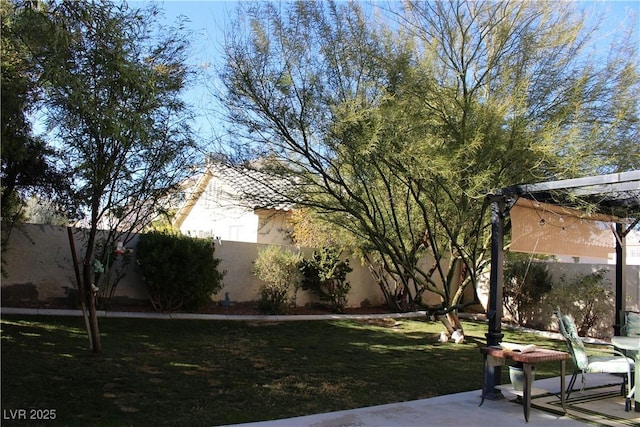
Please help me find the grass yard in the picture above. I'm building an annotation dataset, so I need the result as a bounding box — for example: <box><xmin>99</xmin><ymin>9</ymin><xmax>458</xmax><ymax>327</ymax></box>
<box><xmin>1</xmin><ymin>315</ymin><xmax>571</xmax><ymax>426</ymax></box>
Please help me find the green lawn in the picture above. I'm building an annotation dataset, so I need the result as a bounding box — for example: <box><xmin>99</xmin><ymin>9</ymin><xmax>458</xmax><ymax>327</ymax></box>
<box><xmin>1</xmin><ymin>315</ymin><xmax>571</xmax><ymax>426</ymax></box>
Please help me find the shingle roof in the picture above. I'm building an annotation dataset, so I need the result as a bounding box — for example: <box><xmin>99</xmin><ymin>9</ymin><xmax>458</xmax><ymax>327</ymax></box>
<box><xmin>211</xmin><ymin>162</ymin><xmax>295</xmax><ymax>211</ymax></box>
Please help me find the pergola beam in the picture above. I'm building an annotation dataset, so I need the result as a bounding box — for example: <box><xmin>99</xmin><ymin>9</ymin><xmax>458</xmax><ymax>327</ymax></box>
<box><xmin>501</xmin><ymin>170</ymin><xmax>640</xmax><ymax>196</ymax></box>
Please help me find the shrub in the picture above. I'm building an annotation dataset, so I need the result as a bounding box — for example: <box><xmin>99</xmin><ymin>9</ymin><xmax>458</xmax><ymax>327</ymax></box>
<box><xmin>546</xmin><ymin>268</ymin><xmax>613</xmax><ymax>337</ymax></box>
<box><xmin>503</xmin><ymin>253</ymin><xmax>553</xmax><ymax>327</ymax></box>
<box><xmin>252</xmin><ymin>246</ymin><xmax>302</xmax><ymax>314</ymax></box>
<box><xmin>136</xmin><ymin>231</ymin><xmax>224</xmax><ymax>312</ymax></box>
<box><xmin>300</xmin><ymin>247</ymin><xmax>352</xmax><ymax>313</ymax></box>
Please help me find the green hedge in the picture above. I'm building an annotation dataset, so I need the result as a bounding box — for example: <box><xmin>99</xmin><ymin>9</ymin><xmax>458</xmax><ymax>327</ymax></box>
<box><xmin>136</xmin><ymin>231</ymin><xmax>224</xmax><ymax>312</ymax></box>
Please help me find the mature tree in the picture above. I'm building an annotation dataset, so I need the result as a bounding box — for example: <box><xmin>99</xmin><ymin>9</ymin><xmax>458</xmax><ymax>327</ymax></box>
<box><xmin>16</xmin><ymin>0</ymin><xmax>198</xmax><ymax>352</ymax></box>
<box><xmin>219</xmin><ymin>0</ymin><xmax>638</xmax><ymax>336</ymax></box>
<box><xmin>0</xmin><ymin>0</ymin><xmax>72</xmax><ymax>247</ymax></box>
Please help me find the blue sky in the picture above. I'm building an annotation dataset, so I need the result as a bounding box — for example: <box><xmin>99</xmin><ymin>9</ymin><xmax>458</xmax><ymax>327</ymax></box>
<box><xmin>153</xmin><ymin>1</ymin><xmax>237</xmax><ymax>143</ymax></box>
<box><xmin>143</xmin><ymin>0</ymin><xmax>640</xmax><ymax>145</ymax></box>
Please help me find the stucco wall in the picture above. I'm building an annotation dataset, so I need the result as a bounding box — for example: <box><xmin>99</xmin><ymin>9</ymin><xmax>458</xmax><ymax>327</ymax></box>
<box><xmin>9</xmin><ymin>224</ymin><xmax>636</xmax><ymax>321</ymax></box>
<box><xmin>474</xmin><ymin>260</ymin><xmax>640</xmax><ymax>338</ymax></box>
<box><xmin>2</xmin><ymin>224</ymin><xmax>78</xmax><ymax>301</ymax></box>
<box><xmin>215</xmin><ymin>241</ymin><xmax>386</xmax><ymax>307</ymax></box>
<box><xmin>546</xmin><ymin>262</ymin><xmax>640</xmax><ymax>338</ymax></box>
<box><xmin>1</xmin><ymin>225</ymin><xmax>150</xmax><ymax>304</ymax></box>
<box><xmin>255</xmin><ymin>209</ymin><xmax>293</xmax><ymax>246</ymax></box>
<box><xmin>545</xmin><ymin>263</ymin><xmax>640</xmax><ymax>312</ymax></box>
<box><xmin>1</xmin><ymin>224</ymin><xmax>384</xmax><ymax>308</ymax></box>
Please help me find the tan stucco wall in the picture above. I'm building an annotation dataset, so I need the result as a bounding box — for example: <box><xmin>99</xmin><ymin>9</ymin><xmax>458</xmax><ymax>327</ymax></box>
<box><xmin>1</xmin><ymin>224</ymin><xmax>384</xmax><ymax>308</ymax></box>
<box><xmin>255</xmin><ymin>209</ymin><xmax>292</xmax><ymax>245</ymax></box>
<box><xmin>544</xmin><ymin>263</ymin><xmax>640</xmax><ymax>313</ymax></box>
<box><xmin>1</xmin><ymin>225</ymin><xmax>149</xmax><ymax>303</ymax></box>
<box><xmin>474</xmin><ymin>260</ymin><xmax>640</xmax><ymax>337</ymax></box>
<box><xmin>2</xmin><ymin>224</ymin><xmax>76</xmax><ymax>301</ymax></box>
<box><xmin>215</xmin><ymin>242</ymin><xmax>384</xmax><ymax>307</ymax></box>
<box><xmin>16</xmin><ymin>224</ymin><xmax>638</xmax><ymax>317</ymax></box>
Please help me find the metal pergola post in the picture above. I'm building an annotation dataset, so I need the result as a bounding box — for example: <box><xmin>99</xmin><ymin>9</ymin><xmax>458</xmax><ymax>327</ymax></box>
<box><xmin>484</xmin><ymin>194</ymin><xmax>506</xmax><ymax>399</ymax></box>
<box><xmin>613</xmin><ymin>218</ymin><xmax>639</xmax><ymax>335</ymax></box>
<box><xmin>614</xmin><ymin>223</ymin><xmax>627</xmax><ymax>336</ymax></box>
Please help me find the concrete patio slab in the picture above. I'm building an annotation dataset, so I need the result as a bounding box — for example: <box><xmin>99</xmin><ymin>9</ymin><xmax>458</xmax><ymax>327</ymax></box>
<box><xmin>226</xmin><ymin>374</ymin><xmax>633</xmax><ymax>427</ymax></box>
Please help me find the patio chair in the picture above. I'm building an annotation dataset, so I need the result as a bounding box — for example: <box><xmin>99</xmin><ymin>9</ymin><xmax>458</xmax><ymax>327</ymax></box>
<box><xmin>620</xmin><ymin>311</ymin><xmax>640</xmax><ymax>358</ymax></box>
<box><xmin>554</xmin><ymin>309</ymin><xmax>634</xmax><ymax>399</ymax></box>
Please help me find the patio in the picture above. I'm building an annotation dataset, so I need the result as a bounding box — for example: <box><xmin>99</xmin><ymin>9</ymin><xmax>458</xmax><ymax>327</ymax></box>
<box><xmin>483</xmin><ymin>171</ymin><xmax>640</xmax><ymax>403</ymax></box>
<box><xmin>232</xmin><ymin>374</ymin><xmax>640</xmax><ymax>427</ymax></box>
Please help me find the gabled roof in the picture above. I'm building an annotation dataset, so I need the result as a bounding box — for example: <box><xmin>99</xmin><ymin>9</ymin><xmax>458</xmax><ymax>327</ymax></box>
<box><xmin>172</xmin><ymin>160</ymin><xmax>295</xmax><ymax>228</ymax></box>
<box><xmin>213</xmin><ymin>162</ymin><xmax>294</xmax><ymax>211</ymax></box>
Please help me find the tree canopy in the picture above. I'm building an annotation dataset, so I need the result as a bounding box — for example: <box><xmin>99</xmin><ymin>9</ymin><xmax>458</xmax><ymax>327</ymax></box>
<box><xmin>0</xmin><ymin>0</ymin><xmax>73</xmax><ymax>244</ymax></box>
<box><xmin>218</xmin><ymin>0</ymin><xmax>639</xmax><ymax>332</ymax></box>
<box><xmin>9</xmin><ymin>0</ymin><xmax>199</xmax><ymax>351</ymax></box>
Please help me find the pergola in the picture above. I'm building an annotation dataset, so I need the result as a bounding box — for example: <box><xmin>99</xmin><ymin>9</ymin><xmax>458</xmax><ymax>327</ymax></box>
<box><xmin>483</xmin><ymin>170</ymin><xmax>640</xmax><ymax>397</ymax></box>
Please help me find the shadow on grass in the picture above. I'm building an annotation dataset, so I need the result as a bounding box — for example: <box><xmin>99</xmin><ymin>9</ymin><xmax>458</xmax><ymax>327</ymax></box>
<box><xmin>1</xmin><ymin>315</ymin><xmax>569</xmax><ymax>426</ymax></box>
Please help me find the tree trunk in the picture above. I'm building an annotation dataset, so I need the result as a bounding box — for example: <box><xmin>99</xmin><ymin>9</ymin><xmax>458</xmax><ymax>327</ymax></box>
<box><xmin>67</xmin><ymin>227</ymin><xmax>93</xmax><ymax>350</ymax></box>
<box><xmin>447</xmin><ymin>311</ymin><xmax>463</xmax><ymax>331</ymax></box>
<box><xmin>436</xmin><ymin>314</ymin><xmax>456</xmax><ymax>335</ymax></box>
<box><xmin>83</xmin><ymin>262</ymin><xmax>102</xmax><ymax>353</ymax></box>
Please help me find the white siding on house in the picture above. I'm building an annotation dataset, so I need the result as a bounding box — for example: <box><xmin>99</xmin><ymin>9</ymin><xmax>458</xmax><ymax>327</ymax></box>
<box><xmin>175</xmin><ymin>163</ymin><xmax>293</xmax><ymax>245</ymax></box>
<box><xmin>178</xmin><ymin>175</ymin><xmax>262</xmax><ymax>243</ymax></box>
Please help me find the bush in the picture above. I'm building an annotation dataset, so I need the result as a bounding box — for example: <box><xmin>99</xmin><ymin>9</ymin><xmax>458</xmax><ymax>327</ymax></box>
<box><xmin>136</xmin><ymin>231</ymin><xmax>224</xmax><ymax>312</ymax></box>
<box><xmin>546</xmin><ymin>268</ymin><xmax>612</xmax><ymax>337</ymax></box>
<box><xmin>503</xmin><ymin>253</ymin><xmax>553</xmax><ymax>327</ymax></box>
<box><xmin>300</xmin><ymin>248</ymin><xmax>352</xmax><ymax>313</ymax></box>
<box><xmin>252</xmin><ymin>246</ymin><xmax>302</xmax><ymax>314</ymax></box>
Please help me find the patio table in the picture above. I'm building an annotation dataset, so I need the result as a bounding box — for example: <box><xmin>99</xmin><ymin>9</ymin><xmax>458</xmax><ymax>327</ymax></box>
<box><xmin>611</xmin><ymin>335</ymin><xmax>640</xmax><ymax>412</ymax></box>
<box><xmin>480</xmin><ymin>346</ymin><xmax>569</xmax><ymax>422</ymax></box>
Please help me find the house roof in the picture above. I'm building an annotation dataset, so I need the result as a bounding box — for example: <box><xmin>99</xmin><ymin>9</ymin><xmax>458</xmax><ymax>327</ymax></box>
<box><xmin>172</xmin><ymin>161</ymin><xmax>294</xmax><ymax>229</ymax></box>
<box><xmin>212</xmin><ymin>162</ymin><xmax>294</xmax><ymax>211</ymax></box>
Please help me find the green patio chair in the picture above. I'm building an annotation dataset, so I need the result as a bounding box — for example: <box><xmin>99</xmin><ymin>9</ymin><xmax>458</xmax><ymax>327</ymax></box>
<box><xmin>617</xmin><ymin>310</ymin><xmax>640</xmax><ymax>368</ymax></box>
<box><xmin>554</xmin><ymin>309</ymin><xmax>633</xmax><ymax>399</ymax></box>
<box><xmin>621</xmin><ymin>311</ymin><xmax>640</xmax><ymax>348</ymax></box>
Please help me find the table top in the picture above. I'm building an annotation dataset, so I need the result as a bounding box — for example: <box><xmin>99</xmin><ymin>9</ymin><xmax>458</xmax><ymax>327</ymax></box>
<box><xmin>611</xmin><ymin>336</ymin><xmax>640</xmax><ymax>350</ymax></box>
<box><xmin>480</xmin><ymin>346</ymin><xmax>570</xmax><ymax>363</ymax></box>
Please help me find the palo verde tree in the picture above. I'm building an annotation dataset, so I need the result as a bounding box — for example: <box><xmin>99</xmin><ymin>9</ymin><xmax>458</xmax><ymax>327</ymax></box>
<box><xmin>16</xmin><ymin>0</ymin><xmax>198</xmax><ymax>352</ymax></box>
<box><xmin>218</xmin><ymin>1</ymin><xmax>638</xmax><ymax>336</ymax></box>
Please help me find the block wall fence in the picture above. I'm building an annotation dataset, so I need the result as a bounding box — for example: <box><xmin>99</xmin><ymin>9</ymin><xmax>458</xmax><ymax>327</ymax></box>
<box><xmin>1</xmin><ymin>223</ymin><xmax>388</xmax><ymax>308</ymax></box>
<box><xmin>3</xmin><ymin>224</ymin><xmax>639</xmax><ymax>324</ymax></box>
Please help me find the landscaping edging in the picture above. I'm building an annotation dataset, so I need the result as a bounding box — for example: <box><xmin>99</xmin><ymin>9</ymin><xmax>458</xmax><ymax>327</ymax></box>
<box><xmin>0</xmin><ymin>306</ymin><xmax>428</xmax><ymax>321</ymax></box>
<box><xmin>2</xmin><ymin>307</ymin><xmax>599</xmax><ymax>344</ymax></box>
